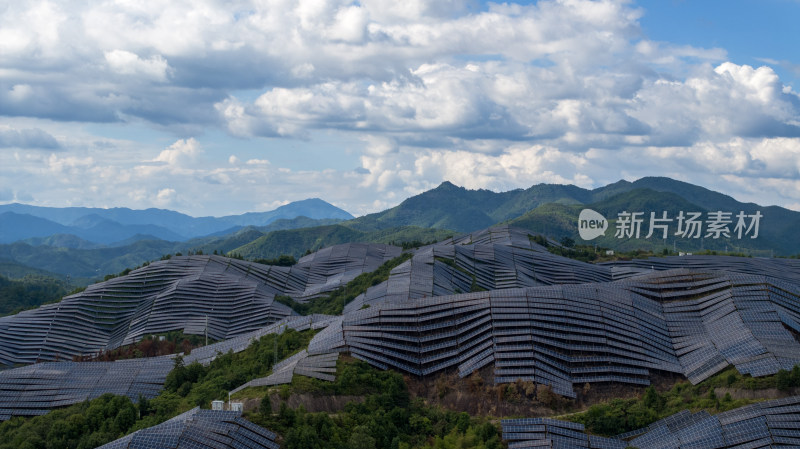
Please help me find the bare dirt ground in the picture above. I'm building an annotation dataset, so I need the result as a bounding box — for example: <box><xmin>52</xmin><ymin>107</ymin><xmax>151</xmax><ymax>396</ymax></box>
<box><xmin>235</xmin><ymin>360</ymin><xmax>691</xmax><ymax>419</ymax></box>
<box><xmin>404</xmin><ymin>366</ymin><xmax>687</xmax><ymax>418</ymax></box>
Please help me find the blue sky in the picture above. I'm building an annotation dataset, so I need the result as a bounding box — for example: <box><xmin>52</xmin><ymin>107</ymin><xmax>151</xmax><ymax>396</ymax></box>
<box><xmin>1</xmin><ymin>0</ymin><xmax>799</xmax><ymax>217</ymax></box>
<box><xmin>641</xmin><ymin>1</ymin><xmax>800</xmax><ymax>85</ymax></box>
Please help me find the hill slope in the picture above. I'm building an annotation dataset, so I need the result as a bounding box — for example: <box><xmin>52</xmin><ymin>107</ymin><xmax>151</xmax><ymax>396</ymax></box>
<box><xmin>508</xmin><ymin>187</ymin><xmax>799</xmax><ymax>254</ymax></box>
<box><xmin>348</xmin><ymin>181</ymin><xmax>590</xmax><ymax>232</ymax></box>
<box><xmin>231</xmin><ymin>225</ymin><xmax>453</xmax><ymax>259</ymax></box>
<box><xmin>344</xmin><ymin>177</ymin><xmax>799</xmax><ymax>255</ymax></box>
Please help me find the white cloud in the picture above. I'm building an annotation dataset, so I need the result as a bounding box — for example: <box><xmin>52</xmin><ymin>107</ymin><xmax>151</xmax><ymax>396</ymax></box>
<box><xmin>155</xmin><ymin>188</ymin><xmax>177</xmax><ymax>207</ymax></box>
<box><xmin>356</xmin><ymin>143</ymin><xmax>594</xmax><ymax>195</ymax></box>
<box><xmin>104</xmin><ymin>50</ymin><xmax>171</xmax><ymax>81</ymax></box>
<box><xmin>327</xmin><ymin>5</ymin><xmax>368</xmax><ymax>43</ymax></box>
<box><xmin>154</xmin><ymin>138</ymin><xmax>201</xmax><ymax>166</ymax></box>
<box><xmin>1</xmin><ymin>0</ymin><xmax>799</xmax><ymax>215</ymax></box>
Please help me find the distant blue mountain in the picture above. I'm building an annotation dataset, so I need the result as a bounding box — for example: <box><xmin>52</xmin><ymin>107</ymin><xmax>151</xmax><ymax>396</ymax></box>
<box><xmin>0</xmin><ymin>198</ymin><xmax>354</xmax><ymax>244</ymax></box>
<box><xmin>0</xmin><ymin>212</ymin><xmax>72</xmax><ymax>243</ymax></box>
<box><xmin>0</xmin><ymin>212</ymin><xmax>185</xmax><ymax>245</ymax></box>
<box><xmin>213</xmin><ymin>198</ymin><xmax>355</xmax><ymax>228</ymax></box>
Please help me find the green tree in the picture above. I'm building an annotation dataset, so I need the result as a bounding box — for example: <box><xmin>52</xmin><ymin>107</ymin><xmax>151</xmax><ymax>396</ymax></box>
<box><xmin>776</xmin><ymin>369</ymin><xmax>792</xmax><ymax>391</ymax></box>
<box><xmin>260</xmin><ymin>394</ymin><xmax>272</xmax><ymax>417</ymax></box>
<box><xmin>643</xmin><ymin>386</ymin><xmax>665</xmax><ymax>411</ymax></box>
<box><xmin>348</xmin><ymin>426</ymin><xmax>377</xmax><ymax>449</ymax></box>
<box><xmin>114</xmin><ymin>405</ymin><xmax>136</xmax><ymax>433</ymax></box>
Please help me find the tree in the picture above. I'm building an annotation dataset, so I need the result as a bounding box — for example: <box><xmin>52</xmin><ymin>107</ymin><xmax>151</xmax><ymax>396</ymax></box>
<box><xmin>777</xmin><ymin>369</ymin><xmax>792</xmax><ymax>391</ymax></box>
<box><xmin>260</xmin><ymin>394</ymin><xmax>272</xmax><ymax>417</ymax></box>
<box><xmin>348</xmin><ymin>426</ymin><xmax>377</xmax><ymax>449</ymax></box>
<box><xmin>137</xmin><ymin>394</ymin><xmax>150</xmax><ymax>418</ymax></box>
<box><xmin>643</xmin><ymin>386</ymin><xmax>664</xmax><ymax>411</ymax></box>
<box><xmin>114</xmin><ymin>405</ymin><xmax>136</xmax><ymax>433</ymax></box>
<box><xmin>164</xmin><ymin>356</ymin><xmax>186</xmax><ymax>391</ymax></box>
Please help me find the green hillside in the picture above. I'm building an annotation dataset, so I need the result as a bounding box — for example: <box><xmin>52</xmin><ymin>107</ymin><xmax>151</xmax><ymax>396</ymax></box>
<box><xmin>231</xmin><ymin>225</ymin><xmax>453</xmax><ymax>260</ymax></box>
<box><xmin>0</xmin><ymin>240</ymin><xmax>183</xmax><ymax>279</ymax></box>
<box><xmin>348</xmin><ymin>181</ymin><xmax>592</xmax><ymax>233</ymax></box>
<box><xmin>344</xmin><ymin>177</ymin><xmax>800</xmax><ymax>252</ymax></box>
<box><xmin>0</xmin><ymin>274</ymin><xmax>72</xmax><ymax>316</ymax></box>
<box><xmin>508</xmin><ymin>188</ymin><xmax>798</xmax><ymax>255</ymax></box>
<box><xmin>185</xmin><ymin>216</ymin><xmax>345</xmax><ymax>255</ymax></box>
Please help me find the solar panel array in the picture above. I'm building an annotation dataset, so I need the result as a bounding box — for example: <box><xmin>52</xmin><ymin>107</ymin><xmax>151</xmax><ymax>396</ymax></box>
<box><xmin>0</xmin><ymin>356</ymin><xmax>174</xmax><ymax>420</ymax></box>
<box><xmin>447</xmin><ymin>225</ymin><xmax>557</xmax><ymax>249</ymax></box>
<box><xmin>502</xmin><ymin>395</ymin><xmax>800</xmax><ymax>448</ymax></box>
<box><xmin>99</xmin><ymin>407</ymin><xmax>279</xmax><ymax>449</ymax></box>
<box><xmin>0</xmin><ymin>314</ymin><xmax>339</xmax><ymax>420</ymax></box>
<box><xmin>0</xmin><ymin>244</ymin><xmax>399</xmax><ymax>367</ymax></box>
<box><xmin>341</xmin><ymin>269</ymin><xmax>800</xmax><ymax>397</ymax></box>
<box><xmin>605</xmin><ymin>255</ymin><xmax>800</xmax><ymax>285</ymax></box>
<box><xmin>344</xmin><ymin>227</ymin><xmax>611</xmax><ymax>313</ymax></box>
<box><xmin>291</xmin><ymin>243</ymin><xmax>402</xmax><ymax>300</ymax></box>
<box><xmin>502</xmin><ymin>417</ymin><xmax>626</xmax><ymax>449</ymax></box>
<box><xmin>3</xmin><ymin>224</ymin><xmax>800</xmax><ymax>441</ymax></box>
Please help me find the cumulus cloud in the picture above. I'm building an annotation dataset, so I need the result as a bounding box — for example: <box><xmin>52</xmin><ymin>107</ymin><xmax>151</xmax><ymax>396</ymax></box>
<box><xmin>154</xmin><ymin>188</ymin><xmax>177</xmax><ymax>207</ymax></box>
<box><xmin>105</xmin><ymin>50</ymin><xmax>171</xmax><ymax>81</ymax></box>
<box><xmin>154</xmin><ymin>138</ymin><xmax>201</xmax><ymax>166</ymax></box>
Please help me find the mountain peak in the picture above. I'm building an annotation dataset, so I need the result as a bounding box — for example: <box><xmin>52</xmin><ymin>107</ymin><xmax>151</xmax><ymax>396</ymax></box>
<box><xmin>435</xmin><ymin>181</ymin><xmax>462</xmax><ymax>191</ymax></box>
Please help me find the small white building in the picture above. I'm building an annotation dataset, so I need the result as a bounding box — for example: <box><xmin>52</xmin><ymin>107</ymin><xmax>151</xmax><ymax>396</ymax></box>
<box><xmin>211</xmin><ymin>400</ymin><xmax>224</xmax><ymax>411</ymax></box>
<box><xmin>605</xmin><ymin>250</ymin><xmax>614</xmax><ymax>256</ymax></box>
<box><xmin>230</xmin><ymin>402</ymin><xmax>244</xmax><ymax>412</ymax></box>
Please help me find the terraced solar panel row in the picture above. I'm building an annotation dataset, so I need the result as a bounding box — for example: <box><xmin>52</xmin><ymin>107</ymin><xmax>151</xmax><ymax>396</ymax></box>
<box><xmin>605</xmin><ymin>256</ymin><xmax>800</xmax><ymax>285</ymax></box>
<box><xmin>99</xmin><ymin>407</ymin><xmax>279</xmax><ymax>449</ymax></box>
<box><xmin>341</xmin><ymin>269</ymin><xmax>800</xmax><ymax>397</ymax></box>
<box><xmin>0</xmin><ymin>314</ymin><xmax>339</xmax><ymax>420</ymax></box>
<box><xmin>502</xmin><ymin>395</ymin><xmax>800</xmax><ymax>448</ymax></box>
<box><xmin>292</xmin><ymin>243</ymin><xmax>402</xmax><ymax>300</ymax></box>
<box><xmin>502</xmin><ymin>417</ymin><xmax>626</xmax><ymax>449</ymax></box>
<box><xmin>0</xmin><ymin>357</ymin><xmax>174</xmax><ymax>420</ymax></box>
<box><xmin>345</xmin><ymin>228</ymin><xmax>611</xmax><ymax>313</ymax></box>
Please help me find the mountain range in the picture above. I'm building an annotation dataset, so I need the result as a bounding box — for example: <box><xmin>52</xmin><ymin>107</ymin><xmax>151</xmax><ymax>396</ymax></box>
<box><xmin>1</xmin><ymin>177</ymin><xmax>798</xmax><ymax>280</ymax></box>
<box><xmin>0</xmin><ymin>198</ymin><xmax>353</xmax><ymax>245</ymax></box>
<box><xmin>231</xmin><ymin>177</ymin><xmax>800</xmax><ymax>259</ymax></box>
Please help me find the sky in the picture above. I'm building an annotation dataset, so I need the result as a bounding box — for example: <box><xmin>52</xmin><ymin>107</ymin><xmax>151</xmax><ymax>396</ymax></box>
<box><xmin>1</xmin><ymin>0</ymin><xmax>799</xmax><ymax>217</ymax></box>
